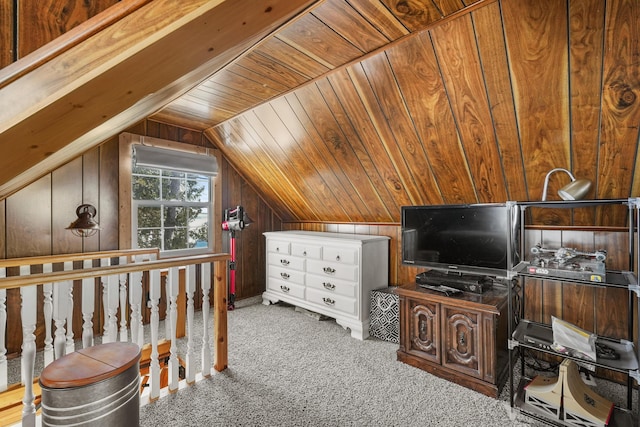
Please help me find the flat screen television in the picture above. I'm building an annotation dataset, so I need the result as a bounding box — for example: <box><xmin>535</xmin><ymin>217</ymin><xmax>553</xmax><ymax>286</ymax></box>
<box><xmin>401</xmin><ymin>203</ymin><xmax>519</xmax><ymax>278</ymax></box>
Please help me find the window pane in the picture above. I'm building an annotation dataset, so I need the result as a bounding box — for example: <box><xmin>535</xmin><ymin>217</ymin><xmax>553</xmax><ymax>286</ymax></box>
<box><xmin>162</xmin><ymin>177</ymin><xmax>186</xmax><ymax>201</ymax></box>
<box><xmin>138</xmin><ymin>206</ymin><xmax>161</xmax><ymax>228</ymax></box>
<box><xmin>138</xmin><ymin>229</ymin><xmax>161</xmax><ymax>249</ymax></box>
<box><xmin>188</xmin><ymin>207</ymin><xmax>208</xmax><ymax>248</ymax></box>
<box><xmin>133</xmin><ymin>176</ymin><xmax>160</xmax><ymax>200</ymax></box>
<box><xmin>164</xmin><ymin>206</ymin><xmax>188</xmax><ymax>227</ymax></box>
<box><xmin>186</xmin><ymin>177</ymin><xmax>209</xmax><ymax>202</ymax></box>
<box><xmin>164</xmin><ymin>228</ymin><xmax>187</xmax><ymax>250</ymax></box>
<box><xmin>133</xmin><ymin>166</ymin><xmax>160</xmax><ymax>176</ymax></box>
<box><xmin>189</xmin><ymin>225</ymin><xmax>208</xmax><ymax>248</ymax></box>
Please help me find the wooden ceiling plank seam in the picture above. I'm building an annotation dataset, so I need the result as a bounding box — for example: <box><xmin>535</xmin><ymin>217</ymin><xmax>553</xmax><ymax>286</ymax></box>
<box><xmin>311</xmin><ymin>0</ymin><xmax>392</xmax><ymax>52</ymax></box>
<box><xmin>281</xmin><ymin>92</ymin><xmax>373</xmax><ymax>222</ymax></box>
<box><xmin>346</xmin><ymin>61</ymin><xmax>428</xmax><ymax>206</ymax></box>
<box><xmin>597</xmin><ymin>0</ymin><xmax>640</xmax><ymax>226</ymax></box>
<box><xmin>502</xmin><ymin>0</ymin><xmax>572</xmax><ymax>225</ymax></box>
<box><xmin>242</xmin><ymin>111</ymin><xmax>323</xmax><ymax>221</ymax></box>
<box><xmin>255</xmin><ymin>37</ymin><xmax>330</xmax><ymax>79</ymax></box>
<box><xmin>380</xmin><ymin>0</ymin><xmax>444</xmax><ymax>32</ymax></box>
<box><xmin>275</xmin><ymin>13</ymin><xmax>364</xmax><ymax>68</ymax></box>
<box><xmin>207</xmin><ymin>122</ymin><xmax>300</xmax><ymax>220</ymax></box>
<box><xmin>253</xmin><ymin>101</ymin><xmax>353</xmax><ymax>221</ymax></box>
<box><xmin>430</xmin><ymin>15</ymin><xmax>508</xmax><ymax>203</ymax></box>
<box><xmin>240</xmin><ymin>50</ymin><xmax>309</xmax><ymax>88</ymax></box>
<box><xmin>360</xmin><ymin>51</ymin><xmax>443</xmax><ymax>206</ymax></box>
<box><xmin>201</xmin><ymin>0</ymin><xmax>497</xmax><ymax>135</ymax></box>
<box><xmin>184</xmin><ymin>89</ymin><xmax>258</xmax><ymax>113</ymax></box>
<box><xmin>470</xmin><ymin>2</ymin><xmax>528</xmax><ymax>202</ymax></box>
<box><xmin>269</xmin><ymin>96</ymin><xmax>360</xmax><ymax>222</ymax></box>
<box><xmin>194</xmin><ymin>81</ymin><xmax>264</xmax><ymax>104</ymax></box>
<box><xmin>221</xmin><ymin>118</ymin><xmax>306</xmax><ymax>219</ymax></box>
<box><xmin>293</xmin><ymin>81</ymin><xmax>395</xmax><ymax>221</ymax></box>
<box><xmin>321</xmin><ymin>70</ymin><xmax>405</xmax><ymax>218</ymax></box>
<box><xmin>344</xmin><ymin>0</ymin><xmax>411</xmax><ymax>40</ymax></box>
<box><xmin>567</xmin><ymin>0</ymin><xmax>606</xmax><ymax>225</ymax></box>
<box><xmin>224</xmin><ymin>63</ymin><xmax>292</xmax><ymax>94</ymax></box>
<box><xmin>272</xmin><ymin>96</ymin><xmax>367</xmax><ymax>222</ymax></box>
<box><xmin>385</xmin><ymin>31</ymin><xmax>470</xmax><ymax>205</ymax></box>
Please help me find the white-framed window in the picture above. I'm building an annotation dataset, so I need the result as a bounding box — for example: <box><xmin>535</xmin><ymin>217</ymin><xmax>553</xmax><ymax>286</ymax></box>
<box><xmin>129</xmin><ymin>141</ymin><xmax>218</xmax><ymax>256</ymax></box>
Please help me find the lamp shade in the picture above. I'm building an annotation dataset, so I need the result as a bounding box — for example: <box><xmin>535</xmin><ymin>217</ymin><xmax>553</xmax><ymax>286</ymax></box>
<box><xmin>558</xmin><ymin>178</ymin><xmax>592</xmax><ymax>201</ymax></box>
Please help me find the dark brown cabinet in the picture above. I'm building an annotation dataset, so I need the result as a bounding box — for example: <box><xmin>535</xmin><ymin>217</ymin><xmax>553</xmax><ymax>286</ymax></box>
<box><xmin>397</xmin><ymin>285</ymin><xmax>509</xmax><ymax>398</ymax></box>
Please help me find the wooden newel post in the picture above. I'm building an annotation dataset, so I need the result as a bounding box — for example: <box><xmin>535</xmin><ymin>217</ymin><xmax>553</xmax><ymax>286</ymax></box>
<box><xmin>213</xmin><ymin>260</ymin><xmax>228</xmax><ymax>372</ymax></box>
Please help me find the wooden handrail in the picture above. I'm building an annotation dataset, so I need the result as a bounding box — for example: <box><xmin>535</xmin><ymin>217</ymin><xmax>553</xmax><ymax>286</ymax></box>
<box><xmin>0</xmin><ymin>248</ymin><xmax>159</xmax><ymax>268</ymax></box>
<box><xmin>0</xmin><ymin>253</ymin><xmax>230</xmax><ymax>290</ymax></box>
<box><xmin>0</xmin><ymin>0</ymin><xmax>153</xmax><ymax>88</ymax></box>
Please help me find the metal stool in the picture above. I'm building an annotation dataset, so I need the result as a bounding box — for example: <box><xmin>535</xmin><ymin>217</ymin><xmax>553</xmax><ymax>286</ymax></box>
<box><xmin>39</xmin><ymin>342</ymin><xmax>141</xmax><ymax>427</ymax></box>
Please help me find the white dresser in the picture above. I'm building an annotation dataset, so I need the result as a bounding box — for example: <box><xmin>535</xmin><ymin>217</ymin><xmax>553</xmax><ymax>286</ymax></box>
<box><xmin>262</xmin><ymin>231</ymin><xmax>390</xmax><ymax>340</ymax></box>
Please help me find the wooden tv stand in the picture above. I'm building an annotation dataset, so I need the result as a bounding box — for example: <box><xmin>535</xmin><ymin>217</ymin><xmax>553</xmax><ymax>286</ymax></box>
<box><xmin>396</xmin><ymin>283</ymin><xmax>509</xmax><ymax>398</ymax></box>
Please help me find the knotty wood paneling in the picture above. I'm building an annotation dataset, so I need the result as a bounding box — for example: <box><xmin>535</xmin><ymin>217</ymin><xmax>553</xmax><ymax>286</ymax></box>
<box><xmin>502</xmin><ymin>0</ymin><xmax>571</xmax><ymax>225</ymax></box>
<box><xmin>568</xmin><ymin>0</ymin><xmax>605</xmax><ymax>226</ymax></box>
<box><xmin>598</xmin><ymin>0</ymin><xmax>640</xmax><ymax>223</ymax></box>
<box><xmin>17</xmin><ymin>0</ymin><xmax>118</xmax><ymax>58</ymax></box>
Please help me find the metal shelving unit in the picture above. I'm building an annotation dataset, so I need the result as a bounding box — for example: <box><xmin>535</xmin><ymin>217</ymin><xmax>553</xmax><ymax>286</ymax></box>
<box><xmin>506</xmin><ymin>198</ymin><xmax>640</xmax><ymax>427</ymax></box>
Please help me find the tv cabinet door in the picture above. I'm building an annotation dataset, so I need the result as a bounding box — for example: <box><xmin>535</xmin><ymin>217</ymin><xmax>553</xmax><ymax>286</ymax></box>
<box><xmin>440</xmin><ymin>305</ymin><xmax>483</xmax><ymax>379</ymax></box>
<box><xmin>406</xmin><ymin>298</ymin><xmax>440</xmax><ymax>364</ymax></box>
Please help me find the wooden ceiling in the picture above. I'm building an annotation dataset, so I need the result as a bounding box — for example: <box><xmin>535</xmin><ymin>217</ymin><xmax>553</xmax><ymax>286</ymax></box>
<box><xmin>1</xmin><ymin>0</ymin><xmax>639</xmax><ymax>227</ymax></box>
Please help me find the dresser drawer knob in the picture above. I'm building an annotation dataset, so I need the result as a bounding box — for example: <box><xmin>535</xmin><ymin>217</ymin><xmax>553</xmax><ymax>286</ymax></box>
<box><xmin>336</xmin><ymin>255</ymin><xmax>341</xmax><ymax>261</ymax></box>
<box><xmin>323</xmin><ymin>282</ymin><xmax>335</xmax><ymax>291</ymax></box>
<box><xmin>280</xmin><ymin>259</ymin><xmax>290</xmax><ymax>266</ymax></box>
<box><xmin>303</xmin><ymin>251</ymin><xmax>307</xmax><ymax>256</ymax></box>
<box><xmin>322</xmin><ymin>297</ymin><xmax>335</xmax><ymax>306</ymax></box>
<box><xmin>280</xmin><ymin>285</ymin><xmax>290</xmax><ymax>293</ymax></box>
<box><xmin>280</xmin><ymin>272</ymin><xmax>290</xmax><ymax>279</ymax></box>
<box><xmin>323</xmin><ymin>267</ymin><xmax>336</xmax><ymax>275</ymax></box>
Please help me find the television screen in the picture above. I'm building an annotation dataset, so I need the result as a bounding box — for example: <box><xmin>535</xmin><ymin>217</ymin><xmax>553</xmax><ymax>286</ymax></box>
<box><xmin>401</xmin><ymin>203</ymin><xmax>519</xmax><ymax>278</ymax></box>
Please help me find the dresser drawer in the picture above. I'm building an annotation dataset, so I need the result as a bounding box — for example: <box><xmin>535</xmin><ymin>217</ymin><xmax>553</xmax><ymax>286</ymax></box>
<box><xmin>269</xmin><ymin>265</ymin><xmax>305</xmax><ymax>286</ymax></box>
<box><xmin>307</xmin><ymin>259</ymin><xmax>358</xmax><ymax>282</ymax></box>
<box><xmin>291</xmin><ymin>242</ymin><xmax>322</xmax><ymax>259</ymax></box>
<box><xmin>268</xmin><ymin>278</ymin><xmax>305</xmax><ymax>299</ymax></box>
<box><xmin>306</xmin><ymin>274</ymin><xmax>356</xmax><ymax>298</ymax></box>
<box><xmin>306</xmin><ymin>288</ymin><xmax>356</xmax><ymax>316</ymax></box>
<box><xmin>267</xmin><ymin>252</ymin><xmax>305</xmax><ymax>271</ymax></box>
<box><xmin>323</xmin><ymin>246</ymin><xmax>358</xmax><ymax>264</ymax></box>
<box><xmin>267</xmin><ymin>239</ymin><xmax>291</xmax><ymax>255</ymax></box>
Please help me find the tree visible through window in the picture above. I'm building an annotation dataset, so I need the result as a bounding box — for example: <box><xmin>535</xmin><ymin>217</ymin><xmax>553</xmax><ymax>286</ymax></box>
<box><xmin>132</xmin><ymin>165</ymin><xmax>211</xmax><ymax>253</ymax></box>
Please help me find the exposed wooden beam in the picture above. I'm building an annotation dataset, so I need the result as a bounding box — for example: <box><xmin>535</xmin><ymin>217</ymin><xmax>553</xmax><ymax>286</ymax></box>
<box><xmin>0</xmin><ymin>0</ymin><xmax>318</xmax><ymax>200</ymax></box>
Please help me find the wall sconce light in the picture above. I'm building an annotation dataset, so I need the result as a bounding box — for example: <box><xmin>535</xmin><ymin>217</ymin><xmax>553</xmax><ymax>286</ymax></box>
<box><xmin>541</xmin><ymin>168</ymin><xmax>592</xmax><ymax>201</ymax></box>
<box><xmin>67</xmin><ymin>204</ymin><xmax>100</xmax><ymax>237</ymax></box>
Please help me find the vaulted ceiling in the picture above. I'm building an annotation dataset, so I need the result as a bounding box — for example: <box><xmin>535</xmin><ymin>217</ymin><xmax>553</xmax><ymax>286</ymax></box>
<box><xmin>1</xmin><ymin>0</ymin><xmax>639</xmax><ymax>226</ymax></box>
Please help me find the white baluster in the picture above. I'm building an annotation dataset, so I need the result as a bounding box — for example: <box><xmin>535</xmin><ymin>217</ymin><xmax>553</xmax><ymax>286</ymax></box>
<box><xmin>129</xmin><ymin>270</ymin><xmax>144</xmax><ymax>348</ymax></box>
<box><xmin>119</xmin><ymin>256</ymin><xmax>128</xmax><ymax>342</ymax></box>
<box><xmin>201</xmin><ymin>263</ymin><xmax>212</xmax><ymax>376</ymax></box>
<box><xmin>148</xmin><ymin>269</ymin><xmax>161</xmax><ymax>400</ymax></box>
<box><xmin>185</xmin><ymin>264</ymin><xmax>196</xmax><ymax>384</ymax></box>
<box><xmin>20</xmin><ymin>283</ymin><xmax>37</xmax><ymax>427</ymax></box>
<box><xmin>42</xmin><ymin>263</ymin><xmax>54</xmax><ymax>366</ymax></box>
<box><xmin>81</xmin><ymin>259</ymin><xmax>95</xmax><ymax>348</ymax></box>
<box><xmin>0</xmin><ymin>267</ymin><xmax>6</xmax><ymax>392</ymax></box>
<box><xmin>164</xmin><ymin>270</ymin><xmax>171</xmax><ymax>340</ymax></box>
<box><xmin>63</xmin><ymin>261</ymin><xmax>75</xmax><ymax>354</ymax></box>
<box><xmin>167</xmin><ymin>267</ymin><xmax>179</xmax><ymax>391</ymax></box>
<box><xmin>106</xmin><ymin>274</ymin><xmax>119</xmax><ymax>344</ymax></box>
<box><xmin>53</xmin><ymin>280</ymin><xmax>69</xmax><ymax>360</ymax></box>
<box><xmin>101</xmin><ymin>258</ymin><xmax>110</xmax><ymax>341</ymax></box>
